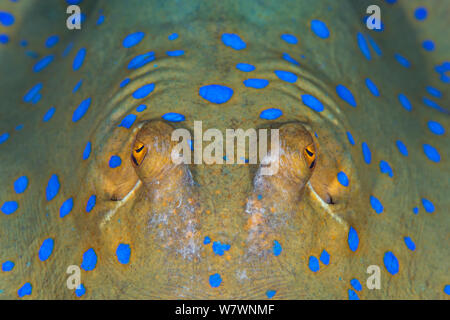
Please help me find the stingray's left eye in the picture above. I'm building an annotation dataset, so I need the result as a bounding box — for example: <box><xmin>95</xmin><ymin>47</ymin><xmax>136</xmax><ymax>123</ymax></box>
<box><xmin>304</xmin><ymin>143</ymin><xmax>316</xmax><ymax>169</ymax></box>
<box><xmin>131</xmin><ymin>140</ymin><xmax>148</xmax><ymax>167</ymax></box>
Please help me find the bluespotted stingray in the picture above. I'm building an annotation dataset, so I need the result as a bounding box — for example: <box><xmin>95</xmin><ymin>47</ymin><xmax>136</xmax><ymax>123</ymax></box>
<box><xmin>0</xmin><ymin>0</ymin><xmax>449</xmax><ymax>299</ymax></box>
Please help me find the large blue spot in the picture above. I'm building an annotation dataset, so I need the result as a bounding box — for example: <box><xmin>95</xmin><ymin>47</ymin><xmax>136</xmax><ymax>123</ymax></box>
<box><xmin>14</xmin><ymin>176</ymin><xmax>28</xmax><ymax>194</ymax></box>
<box><xmin>365</xmin><ymin>78</ymin><xmax>379</xmax><ymax>97</ymax></box>
<box><xmin>118</xmin><ymin>114</ymin><xmax>137</xmax><ymax>129</ymax></box>
<box><xmin>361</xmin><ymin>142</ymin><xmax>371</xmax><ymax>164</ymax></box>
<box><xmin>221</xmin><ymin>33</ymin><xmax>246</xmax><ymax>50</ymax></box>
<box><xmin>81</xmin><ymin>248</ymin><xmax>97</xmax><ymax>271</ymax></box>
<box><xmin>1</xmin><ymin>201</ymin><xmax>18</xmax><ymax>215</ymax></box>
<box><xmin>72</xmin><ymin>97</ymin><xmax>91</xmax><ymax>122</ymax></box>
<box><xmin>280</xmin><ymin>34</ymin><xmax>298</xmax><ymax>44</ymax></box>
<box><xmin>311</xmin><ymin>20</ymin><xmax>330</xmax><ymax>39</ymax></box>
<box><xmin>308</xmin><ymin>256</ymin><xmax>320</xmax><ymax>272</ymax></box>
<box><xmin>348</xmin><ymin>289</ymin><xmax>359</xmax><ymax>300</ymax></box>
<box><xmin>83</xmin><ymin>141</ymin><xmax>91</xmax><ymax>160</ymax></box>
<box><xmin>236</xmin><ymin>63</ymin><xmax>255</xmax><ymax>72</ymax></box>
<box><xmin>301</xmin><ymin>94</ymin><xmax>324</xmax><ymax>112</ymax></box>
<box><xmin>444</xmin><ymin>285</ymin><xmax>450</xmax><ymax>295</ymax></box>
<box><xmin>346</xmin><ymin>131</ymin><xmax>355</xmax><ymax>145</ymax></box>
<box><xmin>33</xmin><ymin>55</ymin><xmax>54</xmax><ymax>72</ymax></box>
<box><xmin>414</xmin><ymin>7</ymin><xmax>427</xmax><ymax>20</ymax></box>
<box><xmin>116</xmin><ymin>244</ymin><xmax>131</xmax><ymax>264</ymax></box>
<box><xmin>86</xmin><ymin>195</ymin><xmax>96</xmax><ymax>213</ymax></box>
<box><xmin>426</xmin><ymin>86</ymin><xmax>441</xmax><ymax>98</ymax></box>
<box><xmin>427</xmin><ymin>121</ymin><xmax>444</xmax><ymax>135</ymax></box>
<box><xmin>43</xmin><ymin>107</ymin><xmax>56</xmax><ymax>122</ymax></box>
<box><xmin>273</xmin><ymin>240</ymin><xmax>282</xmax><ymax>256</ymax></box>
<box><xmin>403</xmin><ymin>237</ymin><xmax>416</xmax><ymax>251</ymax></box>
<box><xmin>379</xmin><ymin>160</ymin><xmax>393</xmax><ymax>178</ymax></box>
<box><xmin>46</xmin><ymin>175</ymin><xmax>60</xmax><ymax>201</ymax></box>
<box><xmin>0</xmin><ymin>11</ymin><xmax>14</xmax><ymax>26</ymax></box>
<box><xmin>128</xmin><ymin>51</ymin><xmax>155</xmax><ymax>69</ymax></box>
<box><xmin>421</xmin><ymin>198</ymin><xmax>435</xmax><ymax>213</ymax></box>
<box><xmin>132</xmin><ymin>83</ymin><xmax>155</xmax><ymax>99</ymax></box>
<box><xmin>394</xmin><ymin>53</ymin><xmax>410</xmax><ymax>68</ymax></box>
<box><xmin>209</xmin><ymin>273</ymin><xmax>222</xmax><ymax>288</ymax></box>
<box><xmin>72</xmin><ymin>48</ymin><xmax>86</xmax><ymax>71</ymax></box>
<box><xmin>395</xmin><ymin>140</ymin><xmax>408</xmax><ymax>156</ymax></box>
<box><xmin>319</xmin><ymin>250</ymin><xmax>330</xmax><ymax>265</ymax></box>
<box><xmin>336</xmin><ymin>84</ymin><xmax>356</xmax><ymax>107</ymax></box>
<box><xmin>0</xmin><ymin>132</ymin><xmax>9</xmax><ymax>145</ymax></box>
<box><xmin>109</xmin><ymin>155</ymin><xmax>122</xmax><ymax>168</ymax></box>
<box><xmin>282</xmin><ymin>53</ymin><xmax>300</xmax><ymax>66</ymax></box>
<box><xmin>383</xmin><ymin>251</ymin><xmax>399</xmax><ymax>275</ymax></box>
<box><xmin>2</xmin><ymin>261</ymin><xmax>14</xmax><ymax>271</ymax></box>
<box><xmin>337</xmin><ymin>171</ymin><xmax>349</xmax><ymax>187</ymax></box>
<box><xmin>260</xmin><ymin>108</ymin><xmax>283</xmax><ymax>120</ymax></box>
<box><xmin>166</xmin><ymin>50</ymin><xmax>184</xmax><ymax>57</ymax></box>
<box><xmin>23</xmin><ymin>83</ymin><xmax>43</xmax><ymax>103</ymax></box>
<box><xmin>18</xmin><ymin>283</ymin><xmax>32</xmax><ymax>298</ymax></box>
<box><xmin>422</xmin><ymin>40</ymin><xmax>435</xmax><ymax>51</ymax></box>
<box><xmin>38</xmin><ymin>238</ymin><xmax>54</xmax><ymax>261</ymax></box>
<box><xmin>199</xmin><ymin>85</ymin><xmax>234</xmax><ymax>104</ymax></box>
<box><xmin>370</xmin><ymin>195</ymin><xmax>384</xmax><ymax>214</ymax></box>
<box><xmin>0</xmin><ymin>34</ymin><xmax>9</xmax><ymax>44</ymax></box>
<box><xmin>212</xmin><ymin>241</ymin><xmax>230</xmax><ymax>256</ymax></box>
<box><xmin>75</xmin><ymin>284</ymin><xmax>86</xmax><ymax>297</ymax></box>
<box><xmin>123</xmin><ymin>32</ymin><xmax>145</xmax><ymax>48</ymax></box>
<box><xmin>357</xmin><ymin>32</ymin><xmax>371</xmax><ymax>60</ymax></box>
<box><xmin>350</xmin><ymin>279</ymin><xmax>362</xmax><ymax>291</ymax></box>
<box><xmin>162</xmin><ymin>112</ymin><xmax>185</xmax><ymax>122</ymax></box>
<box><xmin>60</xmin><ymin>198</ymin><xmax>74</xmax><ymax>218</ymax></box>
<box><xmin>274</xmin><ymin>70</ymin><xmax>297</xmax><ymax>83</ymax></box>
<box><xmin>136</xmin><ymin>104</ymin><xmax>147</xmax><ymax>112</ymax></box>
<box><xmin>45</xmin><ymin>35</ymin><xmax>59</xmax><ymax>48</ymax></box>
<box><xmin>398</xmin><ymin>94</ymin><xmax>412</xmax><ymax>111</ymax></box>
<box><xmin>266</xmin><ymin>290</ymin><xmax>276</xmax><ymax>299</ymax></box>
<box><xmin>422</xmin><ymin>144</ymin><xmax>440</xmax><ymax>162</ymax></box>
<box><xmin>244</xmin><ymin>79</ymin><xmax>269</xmax><ymax>89</ymax></box>
<box><xmin>348</xmin><ymin>226</ymin><xmax>359</xmax><ymax>252</ymax></box>
<box><xmin>422</xmin><ymin>97</ymin><xmax>447</xmax><ymax>114</ymax></box>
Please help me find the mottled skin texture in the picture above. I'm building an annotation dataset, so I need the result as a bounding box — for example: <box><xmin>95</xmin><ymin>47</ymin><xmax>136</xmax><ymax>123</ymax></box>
<box><xmin>0</xmin><ymin>0</ymin><xmax>448</xmax><ymax>299</ymax></box>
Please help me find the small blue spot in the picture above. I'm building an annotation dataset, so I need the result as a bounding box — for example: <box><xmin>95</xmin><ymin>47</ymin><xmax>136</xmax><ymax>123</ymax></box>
<box><xmin>370</xmin><ymin>195</ymin><xmax>384</xmax><ymax>214</ymax></box>
<box><xmin>45</xmin><ymin>35</ymin><xmax>59</xmax><ymax>48</ymax></box>
<box><xmin>116</xmin><ymin>244</ymin><xmax>131</xmax><ymax>264</ymax></box>
<box><xmin>365</xmin><ymin>78</ymin><xmax>379</xmax><ymax>97</ymax></box>
<box><xmin>403</xmin><ymin>237</ymin><xmax>416</xmax><ymax>251</ymax></box>
<box><xmin>109</xmin><ymin>155</ymin><xmax>122</xmax><ymax>168</ymax></box>
<box><xmin>243</xmin><ymin>79</ymin><xmax>269</xmax><ymax>89</ymax></box>
<box><xmin>421</xmin><ymin>198</ymin><xmax>435</xmax><ymax>213</ymax></box>
<box><xmin>168</xmin><ymin>33</ymin><xmax>178</xmax><ymax>40</ymax></box>
<box><xmin>367</xmin><ymin>34</ymin><xmax>382</xmax><ymax>56</ymax></box>
<box><xmin>336</xmin><ymin>84</ymin><xmax>356</xmax><ymax>107</ymax></box>
<box><xmin>60</xmin><ymin>198</ymin><xmax>74</xmax><ymax>218</ymax></box>
<box><xmin>311</xmin><ymin>20</ymin><xmax>330</xmax><ymax>39</ymax></box>
<box><xmin>72</xmin><ymin>97</ymin><xmax>91</xmax><ymax>122</ymax></box>
<box><xmin>0</xmin><ymin>11</ymin><xmax>15</xmax><ymax>26</ymax></box>
<box><xmin>73</xmin><ymin>79</ymin><xmax>82</xmax><ymax>93</ymax></box>
<box><xmin>46</xmin><ymin>174</ymin><xmax>60</xmax><ymax>201</ymax></box>
<box><xmin>396</xmin><ymin>140</ymin><xmax>408</xmax><ymax>156</ymax></box>
<box><xmin>136</xmin><ymin>104</ymin><xmax>147</xmax><ymax>112</ymax></box>
<box><xmin>426</xmin><ymin>86</ymin><xmax>441</xmax><ymax>98</ymax></box>
<box><xmin>127</xmin><ymin>52</ymin><xmax>155</xmax><ymax>70</ymax></box>
<box><xmin>120</xmin><ymin>78</ymin><xmax>130</xmax><ymax>88</ymax></box>
<box><xmin>0</xmin><ymin>34</ymin><xmax>9</xmax><ymax>44</ymax></box>
<box><xmin>221</xmin><ymin>33</ymin><xmax>246</xmax><ymax>50</ymax></box>
<box><xmin>73</xmin><ymin>48</ymin><xmax>86</xmax><ymax>71</ymax></box>
<box><xmin>75</xmin><ymin>284</ymin><xmax>86</xmax><ymax>297</ymax></box>
<box><xmin>96</xmin><ymin>14</ymin><xmax>104</xmax><ymax>25</ymax></box>
<box><xmin>350</xmin><ymin>279</ymin><xmax>362</xmax><ymax>291</ymax></box>
<box><xmin>319</xmin><ymin>250</ymin><xmax>330</xmax><ymax>265</ymax></box>
<box><xmin>394</xmin><ymin>53</ymin><xmax>410</xmax><ymax>68</ymax></box>
<box><xmin>308</xmin><ymin>256</ymin><xmax>320</xmax><ymax>272</ymax></box>
<box><xmin>337</xmin><ymin>171</ymin><xmax>349</xmax><ymax>187</ymax></box>
<box><xmin>414</xmin><ymin>7</ymin><xmax>427</xmax><ymax>20</ymax></box>
<box><xmin>427</xmin><ymin>121</ymin><xmax>444</xmax><ymax>135</ymax></box>
<box><xmin>1</xmin><ymin>201</ymin><xmax>18</xmax><ymax>215</ymax></box>
<box><xmin>348</xmin><ymin>226</ymin><xmax>359</xmax><ymax>252</ymax></box>
<box><xmin>422</xmin><ymin>97</ymin><xmax>447</xmax><ymax>114</ymax></box>
<box><xmin>123</xmin><ymin>31</ymin><xmax>145</xmax><ymax>48</ymax></box>
<box><xmin>274</xmin><ymin>70</ymin><xmax>297</xmax><ymax>83</ymax></box>
<box><xmin>282</xmin><ymin>53</ymin><xmax>300</xmax><ymax>66</ymax></box>
<box><xmin>266</xmin><ymin>290</ymin><xmax>276</xmax><ymax>298</ymax></box>
<box><xmin>209</xmin><ymin>273</ymin><xmax>222</xmax><ymax>288</ymax></box>
<box><xmin>357</xmin><ymin>32</ymin><xmax>371</xmax><ymax>61</ymax></box>
<box><xmin>379</xmin><ymin>160</ymin><xmax>393</xmax><ymax>178</ymax></box>
<box><xmin>38</xmin><ymin>238</ymin><xmax>54</xmax><ymax>261</ymax></box>
<box><xmin>346</xmin><ymin>131</ymin><xmax>355</xmax><ymax>145</ymax></box>
<box><xmin>422</xmin><ymin>144</ymin><xmax>440</xmax><ymax>162</ymax></box>
<box><xmin>361</xmin><ymin>142</ymin><xmax>371</xmax><ymax>164</ymax></box>
<box><xmin>166</xmin><ymin>50</ymin><xmax>184</xmax><ymax>56</ymax></box>
<box><xmin>348</xmin><ymin>289</ymin><xmax>359</xmax><ymax>300</ymax></box>
<box><xmin>162</xmin><ymin>112</ymin><xmax>185</xmax><ymax>122</ymax></box>
<box><xmin>413</xmin><ymin>207</ymin><xmax>419</xmax><ymax>215</ymax></box>
<box><xmin>118</xmin><ymin>114</ymin><xmax>137</xmax><ymax>129</ymax></box>
<box><xmin>260</xmin><ymin>108</ymin><xmax>283</xmax><ymax>120</ymax></box>
<box><xmin>86</xmin><ymin>195</ymin><xmax>96</xmax><ymax>213</ymax></box>
<box><xmin>236</xmin><ymin>63</ymin><xmax>255</xmax><ymax>72</ymax></box>
<box><xmin>15</xmin><ymin>124</ymin><xmax>23</xmax><ymax>131</ymax></box>
<box><xmin>280</xmin><ymin>34</ymin><xmax>298</xmax><ymax>44</ymax></box>
<box><xmin>42</xmin><ymin>107</ymin><xmax>56</xmax><ymax>122</ymax></box>
<box><xmin>199</xmin><ymin>85</ymin><xmax>234</xmax><ymax>104</ymax></box>
<box><xmin>81</xmin><ymin>248</ymin><xmax>97</xmax><ymax>271</ymax></box>
<box><xmin>83</xmin><ymin>141</ymin><xmax>91</xmax><ymax>160</ymax></box>
<box><xmin>33</xmin><ymin>55</ymin><xmax>54</xmax><ymax>72</ymax></box>
<box><xmin>2</xmin><ymin>261</ymin><xmax>14</xmax><ymax>272</ymax></box>
<box><xmin>422</xmin><ymin>40</ymin><xmax>435</xmax><ymax>51</ymax></box>
<box><xmin>398</xmin><ymin>94</ymin><xmax>412</xmax><ymax>111</ymax></box>
<box><xmin>62</xmin><ymin>42</ymin><xmax>73</xmax><ymax>57</ymax></box>
<box><xmin>257</xmin><ymin>194</ymin><xmax>263</xmax><ymax>200</ymax></box>
<box><xmin>383</xmin><ymin>251</ymin><xmax>399</xmax><ymax>275</ymax></box>
<box><xmin>23</xmin><ymin>83</ymin><xmax>42</xmax><ymax>103</ymax></box>
<box><xmin>273</xmin><ymin>240</ymin><xmax>282</xmax><ymax>256</ymax></box>
<box><xmin>203</xmin><ymin>236</ymin><xmax>211</xmax><ymax>245</ymax></box>
<box><xmin>301</xmin><ymin>94</ymin><xmax>324</xmax><ymax>112</ymax></box>
<box><xmin>18</xmin><ymin>283</ymin><xmax>32</xmax><ymax>298</ymax></box>
<box><xmin>212</xmin><ymin>241</ymin><xmax>231</xmax><ymax>256</ymax></box>
<box><xmin>132</xmin><ymin>83</ymin><xmax>155</xmax><ymax>99</ymax></box>
<box><xmin>14</xmin><ymin>176</ymin><xmax>28</xmax><ymax>193</ymax></box>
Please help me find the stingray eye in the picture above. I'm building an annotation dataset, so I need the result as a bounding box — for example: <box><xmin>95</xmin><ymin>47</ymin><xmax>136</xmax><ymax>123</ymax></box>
<box><xmin>304</xmin><ymin>143</ymin><xmax>316</xmax><ymax>169</ymax></box>
<box><xmin>131</xmin><ymin>140</ymin><xmax>148</xmax><ymax>167</ymax></box>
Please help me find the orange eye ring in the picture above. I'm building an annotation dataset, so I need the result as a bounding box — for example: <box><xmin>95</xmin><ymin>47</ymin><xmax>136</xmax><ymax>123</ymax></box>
<box><xmin>131</xmin><ymin>140</ymin><xmax>148</xmax><ymax>167</ymax></box>
<box><xmin>303</xmin><ymin>143</ymin><xmax>316</xmax><ymax>169</ymax></box>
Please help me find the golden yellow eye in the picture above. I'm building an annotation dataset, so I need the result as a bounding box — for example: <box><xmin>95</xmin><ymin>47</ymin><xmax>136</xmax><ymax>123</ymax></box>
<box><xmin>303</xmin><ymin>143</ymin><xmax>316</xmax><ymax>169</ymax></box>
<box><xmin>131</xmin><ymin>140</ymin><xmax>148</xmax><ymax>167</ymax></box>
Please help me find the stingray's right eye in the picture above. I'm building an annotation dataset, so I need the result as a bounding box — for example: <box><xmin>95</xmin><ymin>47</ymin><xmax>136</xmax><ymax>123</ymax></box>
<box><xmin>131</xmin><ymin>140</ymin><xmax>148</xmax><ymax>167</ymax></box>
<box><xmin>304</xmin><ymin>143</ymin><xmax>316</xmax><ymax>169</ymax></box>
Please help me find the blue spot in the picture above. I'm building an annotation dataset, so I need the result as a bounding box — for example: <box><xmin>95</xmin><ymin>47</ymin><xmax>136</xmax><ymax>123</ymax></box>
<box><xmin>73</xmin><ymin>79</ymin><xmax>82</xmax><ymax>93</ymax></box>
<box><xmin>72</xmin><ymin>97</ymin><xmax>91</xmax><ymax>122</ymax></box>
<box><xmin>350</xmin><ymin>279</ymin><xmax>362</xmax><ymax>291</ymax></box>
<box><xmin>434</xmin><ymin>62</ymin><xmax>450</xmax><ymax>83</ymax></box>
<box><xmin>383</xmin><ymin>251</ymin><xmax>399</xmax><ymax>275</ymax></box>
<box><xmin>23</xmin><ymin>83</ymin><xmax>43</xmax><ymax>103</ymax></box>
<box><xmin>0</xmin><ymin>11</ymin><xmax>14</xmax><ymax>26</ymax></box>
<box><xmin>337</xmin><ymin>171</ymin><xmax>349</xmax><ymax>187</ymax></box>
<box><xmin>66</xmin><ymin>0</ymin><xmax>82</xmax><ymax>4</ymax></box>
<box><xmin>31</xmin><ymin>92</ymin><xmax>42</xmax><ymax>104</ymax></box>
<box><xmin>120</xmin><ymin>78</ymin><xmax>130</xmax><ymax>88</ymax></box>
<box><xmin>38</xmin><ymin>238</ymin><xmax>54</xmax><ymax>261</ymax></box>
<box><xmin>365</xmin><ymin>78</ymin><xmax>379</xmax><ymax>97</ymax></box>
<box><xmin>423</xmin><ymin>144</ymin><xmax>440</xmax><ymax>162</ymax></box>
<box><xmin>427</xmin><ymin>121</ymin><xmax>444</xmax><ymax>135</ymax></box>
<box><xmin>426</xmin><ymin>86</ymin><xmax>441</xmax><ymax>98</ymax></box>
<box><xmin>370</xmin><ymin>195</ymin><xmax>384</xmax><ymax>214</ymax></box>
<box><xmin>280</xmin><ymin>34</ymin><xmax>298</xmax><ymax>44</ymax></box>
<box><xmin>45</xmin><ymin>35</ymin><xmax>59</xmax><ymax>48</ymax></box>
<box><xmin>123</xmin><ymin>31</ymin><xmax>145</xmax><ymax>48</ymax></box>
<box><xmin>398</xmin><ymin>94</ymin><xmax>412</xmax><ymax>111</ymax></box>
<box><xmin>413</xmin><ymin>207</ymin><xmax>419</xmax><ymax>215</ymax></box>
<box><xmin>336</xmin><ymin>84</ymin><xmax>356</xmax><ymax>107</ymax></box>
<box><xmin>136</xmin><ymin>104</ymin><xmax>147</xmax><ymax>112</ymax></box>
<box><xmin>395</xmin><ymin>140</ymin><xmax>408</xmax><ymax>156</ymax></box>
<box><xmin>379</xmin><ymin>160</ymin><xmax>393</xmax><ymax>178</ymax></box>
<box><xmin>128</xmin><ymin>52</ymin><xmax>155</xmax><ymax>70</ymax></box>
<box><xmin>422</xmin><ymin>40</ymin><xmax>435</xmax><ymax>51</ymax></box>
<box><xmin>18</xmin><ymin>283</ymin><xmax>32</xmax><ymax>298</ymax></box>
<box><xmin>319</xmin><ymin>250</ymin><xmax>330</xmax><ymax>265</ymax></box>
<box><xmin>361</xmin><ymin>142</ymin><xmax>371</xmax><ymax>164</ymax></box>
<box><xmin>1</xmin><ymin>201</ymin><xmax>18</xmax><ymax>215</ymax></box>
<box><xmin>421</xmin><ymin>198</ymin><xmax>435</xmax><ymax>213</ymax></box>
<box><xmin>236</xmin><ymin>63</ymin><xmax>255</xmax><ymax>72</ymax></box>
<box><xmin>403</xmin><ymin>237</ymin><xmax>416</xmax><ymax>251</ymax></box>
<box><xmin>116</xmin><ymin>244</ymin><xmax>131</xmax><ymax>264</ymax></box>
<box><xmin>203</xmin><ymin>236</ymin><xmax>211</xmax><ymax>245</ymax></box>
<box><xmin>118</xmin><ymin>114</ymin><xmax>137</xmax><ymax>129</ymax></box>
<box><xmin>212</xmin><ymin>241</ymin><xmax>231</xmax><ymax>256</ymax></box>
<box><xmin>243</xmin><ymin>79</ymin><xmax>269</xmax><ymax>89</ymax></box>
<box><xmin>15</xmin><ymin>124</ymin><xmax>24</xmax><ymax>131</ymax></box>
<box><xmin>33</xmin><ymin>55</ymin><xmax>54</xmax><ymax>72</ymax></box>
<box><xmin>132</xmin><ymin>83</ymin><xmax>155</xmax><ymax>99</ymax></box>
<box><xmin>444</xmin><ymin>285</ymin><xmax>450</xmax><ymax>295</ymax></box>
<box><xmin>273</xmin><ymin>240</ymin><xmax>282</xmax><ymax>256</ymax></box>
<box><xmin>209</xmin><ymin>273</ymin><xmax>222</xmax><ymax>288</ymax></box>
<box><xmin>162</xmin><ymin>112</ymin><xmax>185</xmax><ymax>122</ymax></box>
<box><xmin>199</xmin><ymin>85</ymin><xmax>234</xmax><ymax>104</ymax></box>
<box><xmin>166</xmin><ymin>50</ymin><xmax>184</xmax><ymax>56</ymax></box>
<box><xmin>311</xmin><ymin>20</ymin><xmax>330</xmax><ymax>39</ymax></box>
<box><xmin>62</xmin><ymin>42</ymin><xmax>73</xmax><ymax>57</ymax></box>
<box><xmin>86</xmin><ymin>195</ymin><xmax>96</xmax><ymax>213</ymax></box>
<box><xmin>75</xmin><ymin>284</ymin><xmax>86</xmax><ymax>297</ymax></box>
<box><xmin>0</xmin><ymin>34</ymin><xmax>9</xmax><ymax>44</ymax></box>
<box><xmin>367</xmin><ymin>34</ymin><xmax>382</xmax><ymax>56</ymax></box>
<box><xmin>221</xmin><ymin>33</ymin><xmax>246</xmax><ymax>50</ymax></box>
<box><xmin>394</xmin><ymin>53</ymin><xmax>410</xmax><ymax>68</ymax></box>
<box><xmin>81</xmin><ymin>248</ymin><xmax>97</xmax><ymax>271</ymax></box>
<box><xmin>60</xmin><ymin>198</ymin><xmax>74</xmax><ymax>218</ymax></box>
<box><xmin>266</xmin><ymin>290</ymin><xmax>276</xmax><ymax>299</ymax></box>
<box><xmin>282</xmin><ymin>53</ymin><xmax>300</xmax><ymax>66</ymax></box>
<box><xmin>308</xmin><ymin>256</ymin><xmax>320</xmax><ymax>272</ymax></box>
<box><xmin>168</xmin><ymin>33</ymin><xmax>178</xmax><ymax>40</ymax></box>
<box><xmin>109</xmin><ymin>155</ymin><xmax>122</xmax><ymax>168</ymax></box>
<box><xmin>348</xmin><ymin>226</ymin><xmax>359</xmax><ymax>252</ymax></box>
<box><xmin>357</xmin><ymin>32</ymin><xmax>371</xmax><ymax>61</ymax></box>
<box><xmin>348</xmin><ymin>289</ymin><xmax>359</xmax><ymax>300</ymax></box>
<box><xmin>83</xmin><ymin>141</ymin><xmax>91</xmax><ymax>160</ymax></box>
<box><xmin>346</xmin><ymin>131</ymin><xmax>355</xmax><ymax>145</ymax></box>
<box><xmin>73</xmin><ymin>48</ymin><xmax>86</xmax><ymax>71</ymax></box>
<box><xmin>274</xmin><ymin>70</ymin><xmax>297</xmax><ymax>83</ymax></box>
<box><xmin>20</xmin><ymin>40</ymin><xmax>28</xmax><ymax>47</ymax></box>
<box><xmin>260</xmin><ymin>108</ymin><xmax>283</xmax><ymax>120</ymax></box>
<box><xmin>14</xmin><ymin>176</ymin><xmax>28</xmax><ymax>193</ymax></box>
<box><xmin>422</xmin><ymin>97</ymin><xmax>447</xmax><ymax>114</ymax></box>
<box><xmin>301</xmin><ymin>94</ymin><xmax>324</xmax><ymax>112</ymax></box>
<box><xmin>414</xmin><ymin>7</ymin><xmax>427</xmax><ymax>20</ymax></box>
<box><xmin>2</xmin><ymin>261</ymin><xmax>14</xmax><ymax>272</ymax></box>
<box><xmin>46</xmin><ymin>174</ymin><xmax>60</xmax><ymax>201</ymax></box>
<box><xmin>96</xmin><ymin>14</ymin><xmax>104</xmax><ymax>25</ymax></box>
